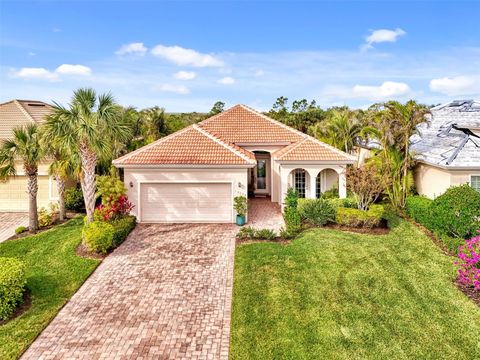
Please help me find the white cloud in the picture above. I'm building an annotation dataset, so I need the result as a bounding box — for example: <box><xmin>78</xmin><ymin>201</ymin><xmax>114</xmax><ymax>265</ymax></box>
<box><xmin>217</xmin><ymin>76</ymin><xmax>235</xmax><ymax>85</ymax></box>
<box><xmin>429</xmin><ymin>76</ymin><xmax>477</xmax><ymax>96</ymax></box>
<box><xmin>10</xmin><ymin>64</ymin><xmax>92</xmax><ymax>81</ymax></box>
<box><xmin>28</xmin><ymin>52</ymin><xmax>36</xmax><ymax>57</ymax></box>
<box><xmin>352</xmin><ymin>81</ymin><xmax>411</xmax><ymax>100</ymax></box>
<box><xmin>363</xmin><ymin>28</ymin><xmax>406</xmax><ymax>50</ymax></box>
<box><xmin>174</xmin><ymin>71</ymin><xmax>196</xmax><ymax>80</ymax></box>
<box><xmin>55</xmin><ymin>64</ymin><xmax>92</xmax><ymax>76</ymax></box>
<box><xmin>10</xmin><ymin>67</ymin><xmax>59</xmax><ymax>81</ymax></box>
<box><xmin>254</xmin><ymin>70</ymin><xmax>265</xmax><ymax>77</ymax></box>
<box><xmin>116</xmin><ymin>42</ymin><xmax>147</xmax><ymax>56</ymax></box>
<box><xmin>154</xmin><ymin>84</ymin><xmax>190</xmax><ymax>94</ymax></box>
<box><xmin>151</xmin><ymin>44</ymin><xmax>223</xmax><ymax>67</ymax></box>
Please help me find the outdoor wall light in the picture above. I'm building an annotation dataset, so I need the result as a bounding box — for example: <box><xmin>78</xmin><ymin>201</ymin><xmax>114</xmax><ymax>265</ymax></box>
<box><xmin>129</xmin><ymin>181</ymin><xmax>134</xmax><ymax>188</ymax></box>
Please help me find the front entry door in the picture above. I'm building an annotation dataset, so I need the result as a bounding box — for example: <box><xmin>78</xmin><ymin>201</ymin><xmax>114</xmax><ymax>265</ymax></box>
<box><xmin>254</xmin><ymin>155</ymin><xmax>270</xmax><ymax>195</ymax></box>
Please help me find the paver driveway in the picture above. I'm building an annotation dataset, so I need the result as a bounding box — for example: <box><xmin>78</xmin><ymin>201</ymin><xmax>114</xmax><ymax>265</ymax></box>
<box><xmin>0</xmin><ymin>212</ymin><xmax>28</xmax><ymax>243</ymax></box>
<box><xmin>22</xmin><ymin>223</ymin><xmax>237</xmax><ymax>360</ymax></box>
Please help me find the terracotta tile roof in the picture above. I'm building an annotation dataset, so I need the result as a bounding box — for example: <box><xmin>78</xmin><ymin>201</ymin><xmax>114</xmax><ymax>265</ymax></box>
<box><xmin>114</xmin><ymin>125</ymin><xmax>256</xmax><ymax>166</ymax></box>
<box><xmin>198</xmin><ymin>104</ymin><xmax>304</xmax><ymax>143</ymax></box>
<box><xmin>0</xmin><ymin>100</ymin><xmax>52</xmax><ymax>140</ymax></box>
<box><xmin>273</xmin><ymin>137</ymin><xmax>355</xmax><ymax>162</ymax></box>
<box><xmin>114</xmin><ymin>104</ymin><xmax>354</xmax><ymax>166</ymax></box>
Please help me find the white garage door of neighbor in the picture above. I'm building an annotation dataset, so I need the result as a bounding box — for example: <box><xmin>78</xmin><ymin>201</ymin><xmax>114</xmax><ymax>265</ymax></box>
<box><xmin>140</xmin><ymin>182</ymin><xmax>232</xmax><ymax>223</ymax></box>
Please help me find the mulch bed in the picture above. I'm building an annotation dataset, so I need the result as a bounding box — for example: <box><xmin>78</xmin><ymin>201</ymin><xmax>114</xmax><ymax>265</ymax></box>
<box><xmin>75</xmin><ymin>243</ymin><xmax>107</xmax><ymax>260</ymax></box>
<box><xmin>456</xmin><ymin>281</ymin><xmax>480</xmax><ymax>307</ymax></box>
<box><xmin>0</xmin><ymin>289</ymin><xmax>32</xmax><ymax>325</ymax></box>
<box><xmin>323</xmin><ymin>222</ymin><xmax>390</xmax><ymax>235</ymax></box>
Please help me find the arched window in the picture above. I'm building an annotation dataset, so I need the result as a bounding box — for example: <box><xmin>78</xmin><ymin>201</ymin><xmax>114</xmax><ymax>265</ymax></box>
<box><xmin>293</xmin><ymin>168</ymin><xmax>306</xmax><ymax>198</ymax></box>
<box><xmin>316</xmin><ymin>173</ymin><xmax>322</xmax><ymax>198</ymax></box>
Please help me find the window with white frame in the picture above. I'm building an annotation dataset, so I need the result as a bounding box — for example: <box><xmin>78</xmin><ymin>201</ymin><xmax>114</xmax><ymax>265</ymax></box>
<box><xmin>293</xmin><ymin>169</ymin><xmax>306</xmax><ymax>198</ymax></box>
<box><xmin>316</xmin><ymin>174</ymin><xmax>322</xmax><ymax>198</ymax></box>
<box><xmin>471</xmin><ymin>175</ymin><xmax>480</xmax><ymax>192</ymax></box>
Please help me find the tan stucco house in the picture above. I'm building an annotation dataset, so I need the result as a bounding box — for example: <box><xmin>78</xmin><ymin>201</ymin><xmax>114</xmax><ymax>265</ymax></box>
<box><xmin>113</xmin><ymin>104</ymin><xmax>355</xmax><ymax>223</ymax></box>
<box><xmin>0</xmin><ymin>99</ymin><xmax>58</xmax><ymax>211</ymax></box>
<box><xmin>410</xmin><ymin>100</ymin><xmax>480</xmax><ymax>199</ymax></box>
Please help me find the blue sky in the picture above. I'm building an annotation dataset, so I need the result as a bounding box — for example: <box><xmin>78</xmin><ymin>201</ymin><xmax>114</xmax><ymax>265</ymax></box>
<box><xmin>1</xmin><ymin>1</ymin><xmax>479</xmax><ymax>111</ymax></box>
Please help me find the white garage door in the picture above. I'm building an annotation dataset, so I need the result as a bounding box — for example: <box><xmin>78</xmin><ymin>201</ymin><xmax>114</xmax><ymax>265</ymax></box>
<box><xmin>140</xmin><ymin>182</ymin><xmax>232</xmax><ymax>223</ymax></box>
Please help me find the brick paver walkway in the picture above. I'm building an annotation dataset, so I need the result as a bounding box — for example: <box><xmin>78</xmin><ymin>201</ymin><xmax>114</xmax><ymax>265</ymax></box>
<box><xmin>22</xmin><ymin>223</ymin><xmax>237</xmax><ymax>360</ymax></box>
<box><xmin>0</xmin><ymin>212</ymin><xmax>28</xmax><ymax>243</ymax></box>
<box><xmin>247</xmin><ymin>197</ymin><xmax>285</xmax><ymax>233</ymax></box>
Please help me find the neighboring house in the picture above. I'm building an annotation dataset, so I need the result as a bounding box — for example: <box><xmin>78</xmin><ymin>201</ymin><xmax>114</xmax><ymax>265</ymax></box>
<box><xmin>410</xmin><ymin>100</ymin><xmax>480</xmax><ymax>199</ymax></box>
<box><xmin>114</xmin><ymin>104</ymin><xmax>355</xmax><ymax>223</ymax></box>
<box><xmin>0</xmin><ymin>99</ymin><xmax>58</xmax><ymax>211</ymax></box>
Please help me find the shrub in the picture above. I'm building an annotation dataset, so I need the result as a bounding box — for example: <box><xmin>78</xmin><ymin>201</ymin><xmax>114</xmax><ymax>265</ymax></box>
<box><xmin>280</xmin><ymin>227</ymin><xmax>294</xmax><ymax>239</ymax></box>
<box><xmin>430</xmin><ymin>185</ymin><xmax>480</xmax><ymax>239</ymax></box>
<box><xmin>321</xmin><ymin>187</ymin><xmax>339</xmax><ymax>199</ymax></box>
<box><xmin>0</xmin><ymin>257</ymin><xmax>26</xmax><ymax>321</ymax></box>
<box><xmin>38</xmin><ymin>203</ymin><xmax>59</xmax><ymax>227</ymax></box>
<box><xmin>82</xmin><ymin>221</ymin><xmax>115</xmax><ymax>254</ymax></box>
<box><xmin>456</xmin><ymin>235</ymin><xmax>480</xmax><ymax>291</ymax></box>
<box><xmin>405</xmin><ymin>196</ymin><xmax>434</xmax><ymax>229</ymax></box>
<box><xmin>94</xmin><ymin>195</ymin><xmax>134</xmax><ymax>222</ymax></box>
<box><xmin>96</xmin><ymin>170</ymin><xmax>126</xmax><ymax>205</ymax></box>
<box><xmin>254</xmin><ymin>228</ymin><xmax>277</xmax><ymax>240</ymax></box>
<box><xmin>110</xmin><ymin>215</ymin><xmax>136</xmax><ymax>248</ymax></box>
<box><xmin>15</xmin><ymin>226</ymin><xmax>27</xmax><ymax>234</ymax></box>
<box><xmin>234</xmin><ymin>196</ymin><xmax>248</xmax><ymax>217</ymax></box>
<box><xmin>65</xmin><ymin>187</ymin><xmax>84</xmax><ymax>212</ymax></box>
<box><xmin>347</xmin><ymin>166</ymin><xmax>383</xmax><ymax>210</ymax></box>
<box><xmin>284</xmin><ymin>206</ymin><xmax>301</xmax><ymax>235</ymax></box>
<box><xmin>328</xmin><ymin>197</ymin><xmax>357</xmax><ymax>209</ymax></box>
<box><xmin>335</xmin><ymin>204</ymin><xmax>385</xmax><ymax>228</ymax></box>
<box><xmin>285</xmin><ymin>187</ymin><xmax>299</xmax><ymax>209</ymax></box>
<box><xmin>298</xmin><ymin>198</ymin><xmax>335</xmax><ymax>226</ymax></box>
<box><xmin>237</xmin><ymin>226</ymin><xmax>257</xmax><ymax>240</ymax></box>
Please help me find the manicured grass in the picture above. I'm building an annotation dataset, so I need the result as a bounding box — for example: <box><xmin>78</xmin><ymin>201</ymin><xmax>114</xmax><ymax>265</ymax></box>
<box><xmin>231</xmin><ymin>216</ymin><xmax>480</xmax><ymax>359</ymax></box>
<box><xmin>0</xmin><ymin>217</ymin><xmax>100</xmax><ymax>360</ymax></box>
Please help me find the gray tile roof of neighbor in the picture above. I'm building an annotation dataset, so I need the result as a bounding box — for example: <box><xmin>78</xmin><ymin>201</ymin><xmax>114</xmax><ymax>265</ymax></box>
<box><xmin>410</xmin><ymin>100</ymin><xmax>480</xmax><ymax>169</ymax></box>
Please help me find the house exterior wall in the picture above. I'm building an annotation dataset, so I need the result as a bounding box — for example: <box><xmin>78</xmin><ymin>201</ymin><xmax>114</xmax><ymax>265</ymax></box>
<box><xmin>123</xmin><ymin>168</ymin><xmax>248</xmax><ymax>222</ymax></box>
<box><xmin>450</xmin><ymin>169</ymin><xmax>480</xmax><ymax>187</ymax></box>
<box><xmin>414</xmin><ymin>163</ymin><xmax>452</xmax><ymax>199</ymax></box>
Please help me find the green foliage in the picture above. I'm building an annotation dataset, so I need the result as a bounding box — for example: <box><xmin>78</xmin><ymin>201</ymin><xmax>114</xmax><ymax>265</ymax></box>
<box><xmin>110</xmin><ymin>215</ymin><xmax>137</xmax><ymax>248</ymax></box>
<box><xmin>82</xmin><ymin>221</ymin><xmax>114</xmax><ymax>254</ymax></box>
<box><xmin>0</xmin><ymin>257</ymin><xmax>26</xmax><ymax>321</ymax></box>
<box><xmin>335</xmin><ymin>204</ymin><xmax>385</xmax><ymax>228</ymax></box>
<box><xmin>15</xmin><ymin>226</ymin><xmax>27</xmax><ymax>235</ymax></box>
<box><xmin>234</xmin><ymin>196</ymin><xmax>248</xmax><ymax>216</ymax></box>
<box><xmin>284</xmin><ymin>207</ymin><xmax>302</xmax><ymax>235</ymax></box>
<box><xmin>209</xmin><ymin>101</ymin><xmax>225</xmax><ymax>116</ymax></box>
<box><xmin>320</xmin><ymin>187</ymin><xmax>339</xmax><ymax>199</ymax></box>
<box><xmin>297</xmin><ymin>198</ymin><xmax>336</xmax><ymax>226</ymax></box>
<box><xmin>65</xmin><ymin>187</ymin><xmax>84</xmax><ymax>211</ymax></box>
<box><xmin>38</xmin><ymin>203</ymin><xmax>58</xmax><ymax>228</ymax></box>
<box><xmin>430</xmin><ymin>185</ymin><xmax>480</xmax><ymax>239</ymax></box>
<box><xmin>327</xmin><ymin>197</ymin><xmax>357</xmax><ymax>209</ymax></box>
<box><xmin>285</xmin><ymin>187</ymin><xmax>299</xmax><ymax>209</ymax></box>
<box><xmin>236</xmin><ymin>227</ymin><xmax>276</xmax><ymax>240</ymax></box>
<box><xmin>405</xmin><ymin>196</ymin><xmax>434</xmax><ymax>229</ymax></box>
<box><xmin>96</xmin><ymin>170</ymin><xmax>126</xmax><ymax>205</ymax></box>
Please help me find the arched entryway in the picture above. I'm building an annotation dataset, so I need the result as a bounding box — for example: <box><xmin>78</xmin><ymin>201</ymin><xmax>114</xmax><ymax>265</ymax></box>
<box><xmin>315</xmin><ymin>168</ymin><xmax>339</xmax><ymax>198</ymax></box>
<box><xmin>289</xmin><ymin>168</ymin><xmax>309</xmax><ymax>198</ymax></box>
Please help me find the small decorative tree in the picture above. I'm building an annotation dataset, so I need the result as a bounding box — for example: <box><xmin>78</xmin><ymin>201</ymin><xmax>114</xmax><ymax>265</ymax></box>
<box><xmin>234</xmin><ymin>196</ymin><xmax>248</xmax><ymax>226</ymax></box>
<box><xmin>347</xmin><ymin>165</ymin><xmax>383</xmax><ymax>211</ymax></box>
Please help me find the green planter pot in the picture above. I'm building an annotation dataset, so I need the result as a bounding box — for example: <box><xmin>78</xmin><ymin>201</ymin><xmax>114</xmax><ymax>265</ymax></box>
<box><xmin>236</xmin><ymin>215</ymin><xmax>246</xmax><ymax>226</ymax></box>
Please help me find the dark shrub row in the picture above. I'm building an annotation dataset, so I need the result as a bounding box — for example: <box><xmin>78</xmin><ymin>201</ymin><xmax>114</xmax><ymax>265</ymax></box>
<box><xmin>83</xmin><ymin>215</ymin><xmax>136</xmax><ymax>254</ymax></box>
<box><xmin>0</xmin><ymin>257</ymin><xmax>26</xmax><ymax>321</ymax></box>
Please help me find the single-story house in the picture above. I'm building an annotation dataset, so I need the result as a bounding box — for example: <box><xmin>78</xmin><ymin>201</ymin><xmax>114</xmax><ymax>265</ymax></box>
<box><xmin>113</xmin><ymin>104</ymin><xmax>355</xmax><ymax>223</ymax></box>
<box><xmin>410</xmin><ymin>100</ymin><xmax>480</xmax><ymax>199</ymax></box>
<box><xmin>0</xmin><ymin>99</ymin><xmax>59</xmax><ymax>211</ymax></box>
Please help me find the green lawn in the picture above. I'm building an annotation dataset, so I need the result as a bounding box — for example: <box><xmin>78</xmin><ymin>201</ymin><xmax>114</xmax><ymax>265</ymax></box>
<box><xmin>231</xmin><ymin>216</ymin><xmax>480</xmax><ymax>359</ymax></box>
<box><xmin>0</xmin><ymin>217</ymin><xmax>100</xmax><ymax>360</ymax></box>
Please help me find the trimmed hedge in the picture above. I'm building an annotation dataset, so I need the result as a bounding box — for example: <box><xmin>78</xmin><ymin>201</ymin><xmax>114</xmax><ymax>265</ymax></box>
<box><xmin>298</xmin><ymin>199</ymin><xmax>336</xmax><ymax>226</ymax></box>
<box><xmin>405</xmin><ymin>196</ymin><xmax>434</xmax><ymax>229</ymax></box>
<box><xmin>327</xmin><ymin>197</ymin><xmax>358</xmax><ymax>209</ymax></box>
<box><xmin>65</xmin><ymin>187</ymin><xmax>84</xmax><ymax>212</ymax></box>
<box><xmin>0</xmin><ymin>257</ymin><xmax>26</xmax><ymax>321</ymax></box>
<box><xmin>110</xmin><ymin>215</ymin><xmax>137</xmax><ymax>248</ymax></box>
<box><xmin>237</xmin><ymin>227</ymin><xmax>276</xmax><ymax>240</ymax></box>
<box><xmin>82</xmin><ymin>221</ymin><xmax>115</xmax><ymax>254</ymax></box>
<box><xmin>336</xmin><ymin>204</ymin><xmax>385</xmax><ymax>228</ymax></box>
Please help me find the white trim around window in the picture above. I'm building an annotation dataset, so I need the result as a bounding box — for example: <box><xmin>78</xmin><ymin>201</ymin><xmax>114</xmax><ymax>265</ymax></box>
<box><xmin>470</xmin><ymin>174</ymin><xmax>480</xmax><ymax>192</ymax></box>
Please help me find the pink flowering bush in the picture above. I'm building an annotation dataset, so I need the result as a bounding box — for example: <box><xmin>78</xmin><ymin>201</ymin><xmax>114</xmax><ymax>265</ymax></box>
<box><xmin>94</xmin><ymin>195</ymin><xmax>134</xmax><ymax>222</ymax></box>
<box><xmin>456</xmin><ymin>234</ymin><xmax>480</xmax><ymax>291</ymax></box>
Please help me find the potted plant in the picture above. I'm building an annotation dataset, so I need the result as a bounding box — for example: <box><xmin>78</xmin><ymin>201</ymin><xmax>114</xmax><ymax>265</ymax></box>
<box><xmin>234</xmin><ymin>195</ymin><xmax>248</xmax><ymax>226</ymax></box>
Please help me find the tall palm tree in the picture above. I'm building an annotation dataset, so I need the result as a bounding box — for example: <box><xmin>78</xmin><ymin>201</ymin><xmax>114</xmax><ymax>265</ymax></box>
<box><xmin>44</xmin><ymin>88</ymin><xmax>131</xmax><ymax>223</ymax></box>
<box><xmin>0</xmin><ymin>124</ymin><xmax>44</xmax><ymax>231</ymax></box>
<box><xmin>310</xmin><ymin>109</ymin><xmax>361</xmax><ymax>153</ymax></box>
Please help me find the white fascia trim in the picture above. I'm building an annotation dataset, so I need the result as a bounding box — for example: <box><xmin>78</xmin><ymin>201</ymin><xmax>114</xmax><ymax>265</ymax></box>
<box><xmin>235</xmin><ymin>142</ymin><xmax>292</xmax><ymax>146</ymax></box>
<box><xmin>416</xmin><ymin>160</ymin><xmax>480</xmax><ymax>171</ymax></box>
<box><xmin>116</xmin><ymin>164</ymin><xmax>255</xmax><ymax>169</ymax></box>
<box><xmin>192</xmin><ymin>124</ymin><xmax>256</xmax><ymax>164</ymax></box>
<box><xmin>277</xmin><ymin>160</ymin><xmax>355</xmax><ymax>165</ymax></box>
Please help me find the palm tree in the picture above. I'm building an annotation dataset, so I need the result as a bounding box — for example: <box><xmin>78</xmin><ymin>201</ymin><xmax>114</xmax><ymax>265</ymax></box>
<box><xmin>44</xmin><ymin>88</ymin><xmax>131</xmax><ymax>223</ymax></box>
<box><xmin>310</xmin><ymin>109</ymin><xmax>361</xmax><ymax>154</ymax></box>
<box><xmin>0</xmin><ymin>124</ymin><xmax>44</xmax><ymax>231</ymax></box>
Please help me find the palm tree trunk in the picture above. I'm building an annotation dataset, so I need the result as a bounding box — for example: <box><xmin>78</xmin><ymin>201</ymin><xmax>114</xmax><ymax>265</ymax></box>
<box><xmin>79</xmin><ymin>143</ymin><xmax>97</xmax><ymax>223</ymax></box>
<box><xmin>26</xmin><ymin>169</ymin><xmax>39</xmax><ymax>232</ymax></box>
<box><xmin>56</xmin><ymin>176</ymin><xmax>66</xmax><ymax>221</ymax></box>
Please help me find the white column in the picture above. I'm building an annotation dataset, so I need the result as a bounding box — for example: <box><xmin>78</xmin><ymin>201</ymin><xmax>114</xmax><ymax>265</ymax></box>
<box><xmin>279</xmin><ymin>166</ymin><xmax>290</xmax><ymax>208</ymax></box>
<box><xmin>339</xmin><ymin>168</ymin><xmax>347</xmax><ymax>198</ymax></box>
<box><xmin>308</xmin><ymin>171</ymin><xmax>317</xmax><ymax>199</ymax></box>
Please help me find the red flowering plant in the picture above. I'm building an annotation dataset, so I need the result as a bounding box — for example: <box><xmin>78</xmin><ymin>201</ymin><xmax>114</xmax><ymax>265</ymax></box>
<box><xmin>94</xmin><ymin>195</ymin><xmax>134</xmax><ymax>222</ymax></box>
<box><xmin>456</xmin><ymin>234</ymin><xmax>480</xmax><ymax>292</ymax></box>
